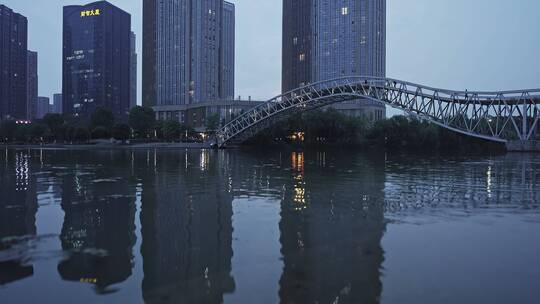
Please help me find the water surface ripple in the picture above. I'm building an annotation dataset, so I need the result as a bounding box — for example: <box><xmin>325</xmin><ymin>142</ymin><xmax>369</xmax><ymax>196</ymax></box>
<box><xmin>0</xmin><ymin>148</ymin><xmax>539</xmax><ymax>304</ymax></box>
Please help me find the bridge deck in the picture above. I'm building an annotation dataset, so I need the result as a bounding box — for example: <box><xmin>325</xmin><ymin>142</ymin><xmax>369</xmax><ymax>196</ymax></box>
<box><xmin>217</xmin><ymin>77</ymin><xmax>540</xmax><ymax>147</ymax></box>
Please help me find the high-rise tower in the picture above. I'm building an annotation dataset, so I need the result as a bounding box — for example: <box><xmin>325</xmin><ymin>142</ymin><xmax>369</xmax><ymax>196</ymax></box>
<box><xmin>62</xmin><ymin>1</ymin><xmax>132</xmax><ymax>121</ymax></box>
<box><xmin>27</xmin><ymin>51</ymin><xmax>38</xmax><ymax>120</ymax></box>
<box><xmin>0</xmin><ymin>5</ymin><xmax>28</xmax><ymax>120</ymax></box>
<box><xmin>143</xmin><ymin>0</ymin><xmax>235</xmax><ymax>107</ymax></box>
<box><xmin>130</xmin><ymin>31</ymin><xmax>137</xmax><ymax>109</ymax></box>
<box><xmin>282</xmin><ymin>0</ymin><xmax>386</xmax><ymax>120</ymax></box>
<box><xmin>221</xmin><ymin>1</ymin><xmax>235</xmax><ymax>101</ymax></box>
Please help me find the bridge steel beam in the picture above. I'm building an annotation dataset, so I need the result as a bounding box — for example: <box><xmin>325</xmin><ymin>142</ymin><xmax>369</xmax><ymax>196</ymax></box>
<box><xmin>217</xmin><ymin>77</ymin><xmax>540</xmax><ymax>148</ymax></box>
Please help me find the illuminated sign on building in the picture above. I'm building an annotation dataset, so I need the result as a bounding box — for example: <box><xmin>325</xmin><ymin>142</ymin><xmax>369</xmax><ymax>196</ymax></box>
<box><xmin>81</xmin><ymin>9</ymin><xmax>100</xmax><ymax>17</ymax></box>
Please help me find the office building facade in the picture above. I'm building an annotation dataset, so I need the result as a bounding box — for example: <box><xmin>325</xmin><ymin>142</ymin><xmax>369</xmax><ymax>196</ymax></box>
<box><xmin>27</xmin><ymin>51</ymin><xmax>38</xmax><ymax>120</ymax></box>
<box><xmin>0</xmin><ymin>5</ymin><xmax>28</xmax><ymax>120</ymax></box>
<box><xmin>282</xmin><ymin>0</ymin><xmax>386</xmax><ymax>121</ymax></box>
<box><xmin>36</xmin><ymin>96</ymin><xmax>50</xmax><ymax>119</ymax></box>
<box><xmin>130</xmin><ymin>31</ymin><xmax>137</xmax><ymax>109</ymax></box>
<box><xmin>63</xmin><ymin>1</ymin><xmax>131</xmax><ymax>121</ymax></box>
<box><xmin>143</xmin><ymin>0</ymin><xmax>235</xmax><ymax>108</ymax></box>
<box><xmin>153</xmin><ymin>98</ymin><xmax>264</xmax><ymax>131</ymax></box>
<box><xmin>52</xmin><ymin>93</ymin><xmax>63</xmax><ymax>114</ymax></box>
<box><xmin>220</xmin><ymin>1</ymin><xmax>235</xmax><ymax>100</ymax></box>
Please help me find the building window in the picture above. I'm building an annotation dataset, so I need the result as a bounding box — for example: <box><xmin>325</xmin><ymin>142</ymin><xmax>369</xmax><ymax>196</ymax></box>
<box><xmin>341</xmin><ymin>7</ymin><xmax>349</xmax><ymax>15</ymax></box>
<box><xmin>299</xmin><ymin>53</ymin><xmax>305</xmax><ymax>61</ymax></box>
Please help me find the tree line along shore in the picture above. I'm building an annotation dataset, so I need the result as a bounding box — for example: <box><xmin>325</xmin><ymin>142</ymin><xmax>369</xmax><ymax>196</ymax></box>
<box><xmin>0</xmin><ymin>106</ymin><xmax>504</xmax><ymax>152</ymax></box>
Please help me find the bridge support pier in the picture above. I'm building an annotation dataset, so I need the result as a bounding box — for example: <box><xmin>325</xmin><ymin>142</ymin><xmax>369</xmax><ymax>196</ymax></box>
<box><xmin>506</xmin><ymin>140</ymin><xmax>540</xmax><ymax>152</ymax></box>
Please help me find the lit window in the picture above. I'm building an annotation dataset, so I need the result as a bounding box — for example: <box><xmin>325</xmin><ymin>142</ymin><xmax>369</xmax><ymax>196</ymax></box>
<box><xmin>299</xmin><ymin>53</ymin><xmax>305</xmax><ymax>61</ymax></box>
<box><xmin>341</xmin><ymin>7</ymin><xmax>348</xmax><ymax>15</ymax></box>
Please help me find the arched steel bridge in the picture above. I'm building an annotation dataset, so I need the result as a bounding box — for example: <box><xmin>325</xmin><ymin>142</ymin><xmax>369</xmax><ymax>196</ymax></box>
<box><xmin>217</xmin><ymin>77</ymin><xmax>540</xmax><ymax>148</ymax></box>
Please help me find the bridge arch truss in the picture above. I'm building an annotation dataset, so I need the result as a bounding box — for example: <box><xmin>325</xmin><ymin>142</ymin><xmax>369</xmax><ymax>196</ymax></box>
<box><xmin>217</xmin><ymin>77</ymin><xmax>540</xmax><ymax>147</ymax></box>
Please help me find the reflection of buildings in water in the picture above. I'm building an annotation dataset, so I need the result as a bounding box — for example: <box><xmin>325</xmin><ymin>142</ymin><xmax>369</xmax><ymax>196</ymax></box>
<box><xmin>57</xmin><ymin>156</ymin><xmax>136</xmax><ymax>293</ymax></box>
<box><xmin>316</xmin><ymin>151</ymin><xmax>327</xmax><ymax>168</ymax></box>
<box><xmin>384</xmin><ymin>154</ymin><xmax>540</xmax><ymax>212</ymax></box>
<box><xmin>279</xmin><ymin>151</ymin><xmax>386</xmax><ymax>304</ymax></box>
<box><xmin>292</xmin><ymin>152</ymin><xmax>306</xmax><ymax>209</ymax></box>
<box><xmin>217</xmin><ymin>149</ymin><xmax>386</xmax><ymax>303</ymax></box>
<box><xmin>137</xmin><ymin>151</ymin><xmax>235</xmax><ymax>304</ymax></box>
<box><xmin>15</xmin><ymin>152</ymin><xmax>30</xmax><ymax>191</ymax></box>
<box><xmin>0</xmin><ymin>151</ymin><xmax>37</xmax><ymax>285</ymax></box>
<box><xmin>0</xmin><ymin>260</ymin><xmax>34</xmax><ymax>285</ymax></box>
<box><xmin>200</xmin><ymin>149</ymin><xmax>211</xmax><ymax>171</ymax></box>
<box><xmin>0</xmin><ymin>151</ymin><xmax>37</xmax><ymax>238</ymax></box>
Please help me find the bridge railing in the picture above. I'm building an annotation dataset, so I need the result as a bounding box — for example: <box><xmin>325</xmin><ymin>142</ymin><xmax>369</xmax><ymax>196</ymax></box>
<box><xmin>218</xmin><ymin>77</ymin><xmax>540</xmax><ymax>147</ymax></box>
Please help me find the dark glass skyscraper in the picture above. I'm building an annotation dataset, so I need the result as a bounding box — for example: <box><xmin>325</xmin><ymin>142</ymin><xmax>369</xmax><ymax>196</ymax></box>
<box><xmin>0</xmin><ymin>5</ymin><xmax>28</xmax><ymax>121</ymax></box>
<box><xmin>62</xmin><ymin>1</ymin><xmax>131</xmax><ymax>121</ymax></box>
<box><xmin>130</xmin><ymin>31</ymin><xmax>137</xmax><ymax>109</ymax></box>
<box><xmin>282</xmin><ymin>0</ymin><xmax>312</xmax><ymax>94</ymax></box>
<box><xmin>27</xmin><ymin>51</ymin><xmax>38</xmax><ymax>120</ymax></box>
<box><xmin>282</xmin><ymin>0</ymin><xmax>386</xmax><ymax>120</ymax></box>
<box><xmin>143</xmin><ymin>0</ymin><xmax>235</xmax><ymax>107</ymax></box>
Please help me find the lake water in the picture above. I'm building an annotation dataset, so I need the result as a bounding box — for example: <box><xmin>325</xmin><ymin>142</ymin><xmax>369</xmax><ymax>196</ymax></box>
<box><xmin>0</xmin><ymin>148</ymin><xmax>539</xmax><ymax>304</ymax></box>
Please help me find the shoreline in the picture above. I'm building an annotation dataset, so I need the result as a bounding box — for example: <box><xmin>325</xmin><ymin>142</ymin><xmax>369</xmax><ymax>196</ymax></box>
<box><xmin>1</xmin><ymin>142</ymin><xmax>213</xmax><ymax>150</ymax></box>
<box><xmin>1</xmin><ymin>142</ymin><xmax>536</xmax><ymax>154</ymax></box>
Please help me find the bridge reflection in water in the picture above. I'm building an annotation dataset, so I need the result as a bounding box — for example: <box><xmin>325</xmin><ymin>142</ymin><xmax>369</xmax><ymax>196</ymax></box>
<box><xmin>0</xmin><ymin>149</ymin><xmax>539</xmax><ymax>303</ymax></box>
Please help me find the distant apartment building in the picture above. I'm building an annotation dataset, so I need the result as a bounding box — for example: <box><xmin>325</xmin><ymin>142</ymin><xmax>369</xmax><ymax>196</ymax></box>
<box><xmin>221</xmin><ymin>1</ymin><xmax>235</xmax><ymax>100</ymax></box>
<box><xmin>36</xmin><ymin>96</ymin><xmax>50</xmax><ymax>119</ymax></box>
<box><xmin>153</xmin><ymin>98</ymin><xmax>265</xmax><ymax>131</ymax></box>
<box><xmin>0</xmin><ymin>5</ymin><xmax>28</xmax><ymax>120</ymax></box>
<box><xmin>27</xmin><ymin>51</ymin><xmax>38</xmax><ymax>120</ymax></box>
<box><xmin>62</xmin><ymin>1</ymin><xmax>132</xmax><ymax>121</ymax></box>
<box><xmin>142</xmin><ymin>0</ymin><xmax>235</xmax><ymax>109</ymax></box>
<box><xmin>52</xmin><ymin>94</ymin><xmax>63</xmax><ymax>114</ymax></box>
<box><xmin>130</xmin><ymin>31</ymin><xmax>137</xmax><ymax>109</ymax></box>
<box><xmin>282</xmin><ymin>0</ymin><xmax>386</xmax><ymax>121</ymax></box>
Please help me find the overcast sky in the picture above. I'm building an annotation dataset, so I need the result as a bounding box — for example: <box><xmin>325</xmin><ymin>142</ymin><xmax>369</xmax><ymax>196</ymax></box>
<box><xmin>4</xmin><ymin>0</ymin><xmax>540</xmax><ymax>114</ymax></box>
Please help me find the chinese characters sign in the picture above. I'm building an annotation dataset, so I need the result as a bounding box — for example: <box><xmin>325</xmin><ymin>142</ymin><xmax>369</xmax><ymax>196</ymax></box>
<box><xmin>81</xmin><ymin>9</ymin><xmax>101</xmax><ymax>17</ymax></box>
